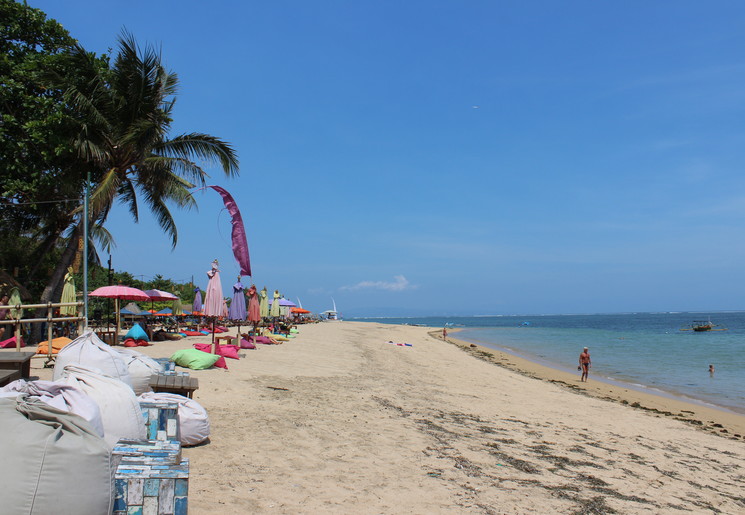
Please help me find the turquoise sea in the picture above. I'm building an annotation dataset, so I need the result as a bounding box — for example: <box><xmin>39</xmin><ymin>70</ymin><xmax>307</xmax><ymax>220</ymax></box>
<box><xmin>350</xmin><ymin>312</ymin><xmax>745</xmax><ymax>414</ymax></box>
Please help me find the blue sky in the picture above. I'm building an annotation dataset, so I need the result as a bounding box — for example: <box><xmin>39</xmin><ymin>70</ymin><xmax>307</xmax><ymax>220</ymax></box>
<box><xmin>30</xmin><ymin>1</ymin><xmax>745</xmax><ymax>316</ymax></box>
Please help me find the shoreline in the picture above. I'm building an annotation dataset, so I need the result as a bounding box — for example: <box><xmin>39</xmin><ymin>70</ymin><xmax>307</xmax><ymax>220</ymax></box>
<box><xmin>436</xmin><ymin>329</ymin><xmax>745</xmax><ymax>439</ymax></box>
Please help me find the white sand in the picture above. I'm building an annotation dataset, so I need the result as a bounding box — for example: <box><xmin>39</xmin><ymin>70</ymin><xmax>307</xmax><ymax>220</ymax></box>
<box><xmin>26</xmin><ymin>321</ymin><xmax>745</xmax><ymax>513</ymax></box>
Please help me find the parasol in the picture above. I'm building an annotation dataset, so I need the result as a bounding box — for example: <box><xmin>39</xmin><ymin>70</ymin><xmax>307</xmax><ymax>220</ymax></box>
<box><xmin>192</xmin><ymin>287</ymin><xmax>203</xmax><ymax>313</ymax></box>
<box><xmin>90</xmin><ymin>285</ymin><xmax>150</xmax><ymax>341</ymax></box>
<box><xmin>229</xmin><ymin>281</ymin><xmax>247</xmax><ymax>321</ymax></box>
<box><xmin>59</xmin><ymin>267</ymin><xmax>77</xmax><ymax>316</ymax></box>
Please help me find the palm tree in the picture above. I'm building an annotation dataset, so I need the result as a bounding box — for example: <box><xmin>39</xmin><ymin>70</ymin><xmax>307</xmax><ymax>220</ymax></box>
<box><xmin>39</xmin><ymin>31</ymin><xmax>239</xmax><ymax>307</ymax></box>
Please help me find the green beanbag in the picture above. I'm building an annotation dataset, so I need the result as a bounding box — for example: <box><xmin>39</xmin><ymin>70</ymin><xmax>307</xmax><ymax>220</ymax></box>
<box><xmin>170</xmin><ymin>348</ymin><xmax>220</xmax><ymax>370</ymax></box>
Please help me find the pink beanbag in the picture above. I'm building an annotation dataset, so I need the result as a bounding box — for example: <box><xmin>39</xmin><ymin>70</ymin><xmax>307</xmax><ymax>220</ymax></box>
<box><xmin>182</xmin><ymin>330</ymin><xmax>203</xmax><ymax>336</ymax></box>
<box><xmin>0</xmin><ymin>336</ymin><xmax>24</xmax><ymax>348</ymax></box>
<box><xmin>193</xmin><ymin>343</ymin><xmax>239</xmax><ymax>360</ymax></box>
<box><xmin>253</xmin><ymin>336</ymin><xmax>274</xmax><ymax>344</ymax></box>
<box><xmin>213</xmin><ymin>356</ymin><xmax>228</xmax><ymax>369</ymax></box>
<box><xmin>240</xmin><ymin>338</ymin><xmax>256</xmax><ymax>350</ymax></box>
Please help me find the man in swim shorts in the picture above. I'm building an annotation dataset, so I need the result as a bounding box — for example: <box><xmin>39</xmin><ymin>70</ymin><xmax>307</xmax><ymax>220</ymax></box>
<box><xmin>579</xmin><ymin>347</ymin><xmax>591</xmax><ymax>382</ymax></box>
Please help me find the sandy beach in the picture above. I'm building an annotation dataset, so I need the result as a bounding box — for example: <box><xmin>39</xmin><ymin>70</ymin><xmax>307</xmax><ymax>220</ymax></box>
<box><xmin>23</xmin><ymin>321</ymin><xmax>745</xmax><ymax>513</ymax></box>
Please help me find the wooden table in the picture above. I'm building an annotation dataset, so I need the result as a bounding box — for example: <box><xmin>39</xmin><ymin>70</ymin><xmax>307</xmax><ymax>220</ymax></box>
<box><xmin>0</xmin><ymin>352</ymin><xmax>36</xmax><ymax>379</ymax></box>
<box><xmin>0</xmin><ymin>369</ymin><xmax>22</xmax><ymax>387</ymax></box>
<box><xmin>95</xmin><ymin>330</ymin><xmax>117</xmax><ymax>345</ymax></box>
<box><xmin>149</xmin><ymin>374</ymin><xmax>199</xmax><ymax>398</ymax></box>
<box><xmin>214</xmin><ymin>335</ymin><xmax>237</xmax><ymax>345</ymax></box>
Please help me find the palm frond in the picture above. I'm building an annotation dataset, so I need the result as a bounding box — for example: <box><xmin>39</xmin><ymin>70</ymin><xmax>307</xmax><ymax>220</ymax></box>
<box><xmin>156</xmin><ymin>133</ymin><xmax>239</xmax><ymax>177</ymax></box>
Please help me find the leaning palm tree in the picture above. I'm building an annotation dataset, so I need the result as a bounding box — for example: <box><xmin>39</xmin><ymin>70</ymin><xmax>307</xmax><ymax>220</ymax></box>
<box><xmin>38</xmin><ymin>31</ymin><xmax>239</xmax><ymax>307</ymax></box>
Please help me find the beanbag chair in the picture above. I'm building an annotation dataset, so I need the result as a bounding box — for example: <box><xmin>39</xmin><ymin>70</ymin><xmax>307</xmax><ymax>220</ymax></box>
<box><xmin>0</xmin><ymin>379</ymin><xmax>104</xmax><ymax>437</ymax></box>
<box><xmin>36</xmin><ymin>336</ymin><xmax>72</xmax><ymax>355</ymax></box>
<box><xmin>253</xmin><ymin>336</ymin><xmax>275</xmax><ymax>345</ymax></box>
<box><xmin>0</xmin><ymin>396</ymin><xmax>114</xmax><ymax>514</ymax></box>
<box><xmin>125</xmin><ymin>323</ymin><xmax>149</xmax><ymax>342</ymax></box>
<box><xmin>114</xmin><ymin>348</ymin><xmax>163</xmax><ymax>395</ymax></box>
<box><xmin>213</xmin><ymin>356</ymin><xmax>228</xmax><ymax>369</ymax></box>
<box><xmin>0</xmin><ymin>336</ymin><xmax>24</xmax><ymax>348</ymax></box>
<box><xmin>240</xmin><ymin>338</ymin><xmax>256</xmax><ymax>350</ymax></box>
<box><xmin>57</xmin><ymin>364</ymin><xmax>146</xmax><ymax>448</ymax></box>
<box><xmin>170</xmin><ymin>349</ymin><xmax>220</xmax><ymax>370</ymax></box>
<box><xmin>138</xmin><ymin>392</ymin><xmax>210</xmax><ymax>446</ymax></box>
<box><xmin>53</xmin><ymin>331</ymin><xmax>133</xmax><ymax>388</ymax></box>
<box><xmin>181</xmin><ymin>330</ymin><xmax>203</xmax><ymax>336</ymax></box>
<box><xmin>193</xmin><ymin>343</ymin><xmax>240</xmax><ymax>360</ymax></box>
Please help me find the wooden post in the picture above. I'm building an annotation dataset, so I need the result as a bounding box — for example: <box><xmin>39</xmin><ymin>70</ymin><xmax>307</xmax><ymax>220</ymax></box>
<box><xmin>47</xmin><ymin>303</ymin><xmax>54</xmax><ymax>361</ymax></box>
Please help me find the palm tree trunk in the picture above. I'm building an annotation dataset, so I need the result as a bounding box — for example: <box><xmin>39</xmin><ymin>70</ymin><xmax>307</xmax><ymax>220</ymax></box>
<box><xmin>31</xmin><ymin>223</ymin><xmax>83</xmax><ymax>343</ymax></box>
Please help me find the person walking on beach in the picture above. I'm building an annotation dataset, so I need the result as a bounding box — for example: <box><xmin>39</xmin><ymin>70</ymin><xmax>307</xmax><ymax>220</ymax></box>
<box><xmin>579</xmin><ymin>347</ymin><xmax>591</xmax><ymax>382</ymax></box>
<box><xmin>442</xmin><ymin>326</ymin><xmax>448</xmax><ymax>340</ymax></box>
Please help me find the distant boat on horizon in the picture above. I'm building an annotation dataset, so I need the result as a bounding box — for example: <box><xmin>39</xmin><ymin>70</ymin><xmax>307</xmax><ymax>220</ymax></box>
<box><xmin>680</xmin><ymin>318</ymin><xmax>727</xmax><ymax>332</ymax></box>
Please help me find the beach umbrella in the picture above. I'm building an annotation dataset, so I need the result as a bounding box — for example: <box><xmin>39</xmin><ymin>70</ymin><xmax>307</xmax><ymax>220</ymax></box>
<box><xmin>90</xmin><ymin>285</ymin><xmax>150</xmax><ymax>339</ymax></box>
<box><xmin>291</xmin><ymin>307</ymin><xmax>311</xmax><ymax>314</ymax></box>
<box><xmin>7</xmin><ymin>287</ymin><xmax>23</xmax><ymax>350</ymax></box>
<box><xmin>8</xmin><ymin>287</ymin><xmax>23</xmax><ymax>319</ymax></box>
<box><xmin>144</xmin><ymin>288</ymin><xmax>178</xmax><ymax>312</ymax></box>
<box><xmin>173</xmin><ymin>298</ymin><xmax>183</xmax><ymax>316</ymax></box>
<box><xmin>259</xmin><ymin>287</ymin><xmax>269</xmax><ymax>318</ymax></box>
<box><xmin>192</xmin><ymin>287</ymin><xmax>203</xmax><ymax>313</ymax></box>
<box><xmin>269</xmin><ymin>290</ymin><xmax>281</xmax><ymax>318</ymax></box>
<box><xmin>221</xmin><ymin>299</ymin><xmax>229</xmax><ymax>319</ymax></box>
<box><xmin>229</xmin><ymin>281</ymin><xmax>247</xmax><ymax>321</ymax></box>
<box><xmin>203</xmin><ymin>261</ymin><xmax>223</xmax><ymax>317</ymax></box>
<box><xmin>60</xmin><ymin>267</ymin><xmax>77</xmax><ymax>316</ymax></box>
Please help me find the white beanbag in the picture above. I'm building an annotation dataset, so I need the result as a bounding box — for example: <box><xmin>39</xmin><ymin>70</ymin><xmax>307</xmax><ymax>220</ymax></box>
<box><xmin>58</xmin><ymin>364</ymin><xmax>145</xmax><ymax>448</ymax></box>
<box><xmin>0</xmin><ymin>379</ymin><xmax>104</xmax><ymax>437</ymax></box>
<box><xmin>53</xmin><ymin>330</ymin><xmax>133</xmax><ymax>388</ymax></box>
<box><xmin>138</xmin><ymin>391</ymin><xmax>210</xmax><ymax>446</ymax></box>
<box><xmin>113</xmin><ymin>348</ymin><xmax>163</xmax><ymax>395</ymax></box>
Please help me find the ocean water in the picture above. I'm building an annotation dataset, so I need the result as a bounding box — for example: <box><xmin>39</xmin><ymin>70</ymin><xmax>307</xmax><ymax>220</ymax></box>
<box><xmin>350</xmin><ymin>312</ymin><xmax>745</xmax><ymax>413</ymax></box>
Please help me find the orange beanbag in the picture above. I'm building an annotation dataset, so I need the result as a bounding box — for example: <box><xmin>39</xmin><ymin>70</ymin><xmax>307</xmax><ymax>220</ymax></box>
<box><xmin>36</xmin><ymin>337</ymin><xmax>72</xmax><ymax>355</ymax></box>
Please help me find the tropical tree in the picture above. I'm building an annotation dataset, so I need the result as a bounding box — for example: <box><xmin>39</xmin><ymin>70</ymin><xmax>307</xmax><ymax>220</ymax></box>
<box><xmin>38</xmin><ymin>31</ymin><xmax>239</xmax><ymax>306</ymax></box>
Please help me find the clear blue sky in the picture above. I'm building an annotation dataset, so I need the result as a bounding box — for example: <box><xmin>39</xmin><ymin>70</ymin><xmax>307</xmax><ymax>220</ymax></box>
<box><xmin>30</xmin><ymin>1</ymin><xmax>745</xmax><ymax>316</ymax></box>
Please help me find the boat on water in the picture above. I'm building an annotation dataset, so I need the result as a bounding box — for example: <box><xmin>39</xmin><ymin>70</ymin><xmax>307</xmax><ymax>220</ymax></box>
<box><xmin>680</xmin><ymin>319</ymin><xmax>727</xmax><ymax>332</ymax></box>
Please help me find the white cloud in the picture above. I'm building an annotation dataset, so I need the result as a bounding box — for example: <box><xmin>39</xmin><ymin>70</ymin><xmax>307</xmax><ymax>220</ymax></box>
<box><xmin>340</xmin><ymin>275</ymin><xmax>415</xmax><ymax>292</ymax></box>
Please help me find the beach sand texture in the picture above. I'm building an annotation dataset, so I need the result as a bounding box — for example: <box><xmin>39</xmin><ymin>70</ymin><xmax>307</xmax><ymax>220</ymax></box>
<box><xmin>27</xmin><ymin>321</ymin><xmax>745</xmax><ymax>513</ymax></box>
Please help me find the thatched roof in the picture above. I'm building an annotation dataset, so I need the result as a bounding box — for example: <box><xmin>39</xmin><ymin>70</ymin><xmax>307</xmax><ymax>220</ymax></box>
<box><xmin>0</xmin><ymin>269</ymin><xmax>32</xmax><ymax>300</ymax></box>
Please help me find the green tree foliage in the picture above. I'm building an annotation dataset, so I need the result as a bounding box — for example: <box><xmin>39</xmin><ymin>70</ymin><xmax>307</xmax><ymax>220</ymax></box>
<box><xmin>0</xmin><ymin>0</ymin><xmax>104</xmax><ymax>296</ymax></box>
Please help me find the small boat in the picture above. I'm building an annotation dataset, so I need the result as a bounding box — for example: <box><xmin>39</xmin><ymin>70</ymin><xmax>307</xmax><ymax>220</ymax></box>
<box><xmin>680</xmin><ymin>319</ymin><xmax>727</xmax><ymax>332</ymax></box>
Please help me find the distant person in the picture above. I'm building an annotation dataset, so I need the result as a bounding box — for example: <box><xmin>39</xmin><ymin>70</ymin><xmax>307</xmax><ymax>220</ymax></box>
<box><xmin>442</xmin><ymin>326</ymin><xmax>448</xmax><ymax>340</ymax></box>
<box><xmin>579</xmin><ymin>347</ymin><xmax>591</xmax><ymax>382</ymax></box>
<box><xmin>0</xmin><ymin>294</ymin><xmax>9</xmax><ymax>321</ymax></box>
<box><xmin>709</xmin><ymin>364</ymin><xmax>715</xmax><ymax>376</ymax></box>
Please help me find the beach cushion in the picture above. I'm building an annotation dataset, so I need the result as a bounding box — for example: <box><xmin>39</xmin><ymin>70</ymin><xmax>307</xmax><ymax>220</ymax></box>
<box><xmin>53</xmin><ymin>331</ymin><xmax>133</xmax><ymax>388</ymax></box>
<box><xmin>213</xmin><ymin>356</ymin><xmax>228</xmax><ymax>369</ymax></box>
<box><xmin>181</xmin><ymin>330</ymin><xmax>203</xmax><ymax>336</ymax></box>
<box><xmin>253</xmin><ymin>336</ymin><xmax>274</xmax><ymax>344</ymax></box>
<box><xmin>0</xmin><ymin>336</ymin><xmax>24</xmax><ymax>348</ymax></box>
<box><xmin>240</xmin><ymin>338</ymin><xmax>256</xmax><ymax>350</ymax></box>
<box><xmin>219</xmin><ymin>344</ymin><xmax>240</xmax><ymax>360</ymax></box>
<box><xmin>114</xmin><ymin>348</ymin><xmax>163</xmax><ymax>395</ymax></box>
<box><xmin>36</xmin><ymin>337</ymin><xmax>72</xmax><ymax>355</ymax></box>
<box><xmin>57</xmin><ymin>364</ymin><xmax>147</xmax><ymax>448</ymax></box>
<box><xmin>138</xmin><ymin>392</ymin><xmax>210</xmax><ymax>446</ymax></box>
<box><xmin>193</xmin><ymin>343</ymin><xmax>239</xmax><ymax>360</ymax></box>
<box><xmin>125</xmin><ymin>323</ymin><xmax>149</xmax><ymax>342</ymax></box>
<box><xmin>170</xmin><ymin>349</ymin><xmax>220</xmax><ymax>370</ymax></box>
<box><xmin>0</xmin><ymin>396</ymin><xmax>113</xmax><ymax>514</ymax></box>
<box><xmin>0</xmin><ymin>379</ymin><xmax>104</xmax><ymax>437</ymax></box>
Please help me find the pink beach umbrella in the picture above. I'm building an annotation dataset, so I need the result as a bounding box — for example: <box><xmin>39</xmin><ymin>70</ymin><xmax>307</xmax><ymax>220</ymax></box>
<box><xmin>90</xmin><ymin>285</ymin><xmax>150</xmax><ymax>339</ymax></box>
<box><xmin>144</xmin><ymin>288</ymin><xmax>179</xmax><ymax>313</ymax></box>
